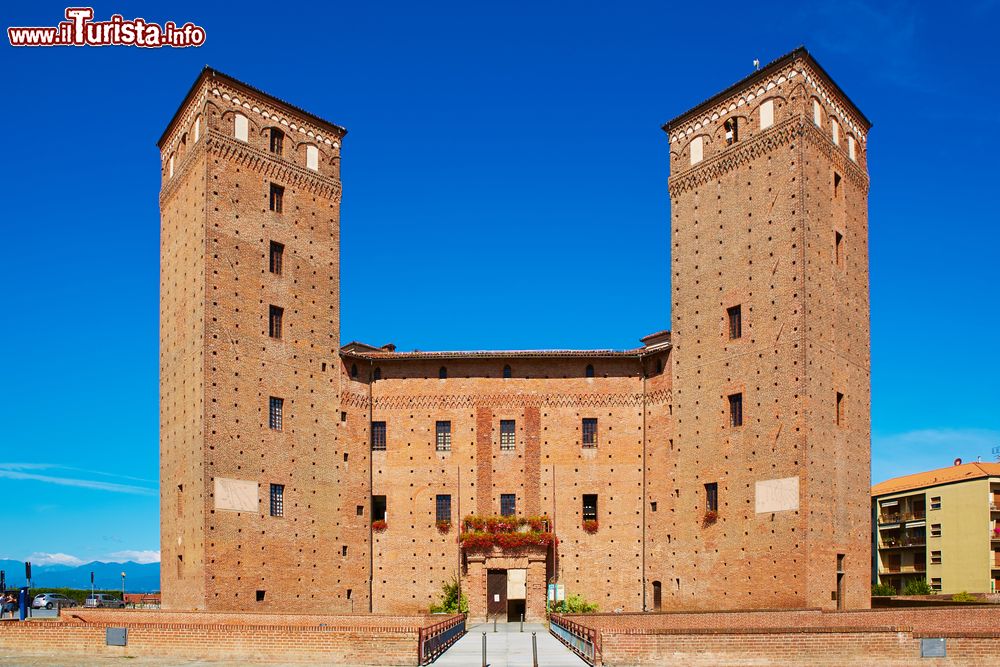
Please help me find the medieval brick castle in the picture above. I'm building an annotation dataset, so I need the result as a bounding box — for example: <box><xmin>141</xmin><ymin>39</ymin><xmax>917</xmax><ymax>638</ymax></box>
<box><xmin>158</xmin><ymin>47</ymin><xmax>871</xmax><ymax>620</ymax></box>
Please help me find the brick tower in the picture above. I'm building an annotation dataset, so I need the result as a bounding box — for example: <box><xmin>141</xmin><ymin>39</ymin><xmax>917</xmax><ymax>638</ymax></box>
<box><xmin>157</xmin><ymin>68</ymin><xmax>367</xmax><ymax>611</ymax></box>
<box><xmin>663</xmin><ymin>48</ymin><xmax>872</xmax><ymax>609</ymax></box>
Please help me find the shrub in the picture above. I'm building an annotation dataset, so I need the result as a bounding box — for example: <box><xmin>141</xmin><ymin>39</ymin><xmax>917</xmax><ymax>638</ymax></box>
<box><xmin>582</xmin><ymin>520</ymin><xmax>599</xmax><ymax>534</ymax></box>
<box><xmin>952</xmin><ymin>591</ymin><xmax>977</xmax><ymax>603</ymax></box>
<box><xmin>871</xmin><ymin>583</ymin><xmax>896</xmax><ymax>596</ymax></box>
<box><xmin>902</xmin><ymin>578</ymin><xmax>932</xmax><ymax>595</ymax></box>
<box><xmin>428</xmin><ymin>577</ymin><xmax>468</xmax><ymax>614</ymax></box>
<box><xmin>549</xmin><ymin>593</ymin><xmax>598</xmax><ymax>614</ymax></box>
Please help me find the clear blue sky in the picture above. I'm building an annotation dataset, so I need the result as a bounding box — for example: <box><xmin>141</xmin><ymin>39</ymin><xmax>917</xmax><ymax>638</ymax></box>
<box><xmin>1</xmin><ymin>1</ymin><xmax>997</xmax><ymax>566</ymax></box>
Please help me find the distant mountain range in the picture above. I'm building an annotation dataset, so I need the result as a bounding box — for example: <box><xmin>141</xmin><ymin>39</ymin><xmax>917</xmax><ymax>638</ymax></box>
<box><xmin>0</xmin><ymin>560</ymin><xmax>159</xmax><ymax>592</ymax></box>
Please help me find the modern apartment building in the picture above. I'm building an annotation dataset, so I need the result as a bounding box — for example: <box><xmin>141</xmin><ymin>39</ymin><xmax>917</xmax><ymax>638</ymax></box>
<box><xmin>158</xmin><ymin>47</ymin><xmax>873</xmax><ymax>617</ymax></box>
<box><xmin>872</xmin><ymin>462</ymin><xmax>1000</xmax><ymax>594</ymax></box>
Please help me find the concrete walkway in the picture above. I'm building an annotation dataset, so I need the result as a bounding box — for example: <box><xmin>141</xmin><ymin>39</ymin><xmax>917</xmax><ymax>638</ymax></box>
<box><xmin>432</xmin><ymin>622</ymin><xmax>587</xmax><ymax>666</ymax></box>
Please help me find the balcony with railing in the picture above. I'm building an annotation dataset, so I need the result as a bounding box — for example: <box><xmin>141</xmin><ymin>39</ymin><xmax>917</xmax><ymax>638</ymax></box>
<box><xmin>879</xmin><ymin>563</ymin><xmax>927</xmax><ymax>575</ymax></box>
<box><xmin>879</xmin><ymin>534</ymin><xmax>926</xmax><ymax>549</ymax></box>
<box><xmin>878</xmin><ymin>510</ymin><xmax>926</xmax><ymax>525</ymax></box>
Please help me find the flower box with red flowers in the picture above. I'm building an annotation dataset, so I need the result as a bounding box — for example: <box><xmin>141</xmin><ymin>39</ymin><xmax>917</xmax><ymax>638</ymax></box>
<box><xmin>371</xmin><ymin>520</ymin><xmax>387</xmax><ymax>532</ymax></box>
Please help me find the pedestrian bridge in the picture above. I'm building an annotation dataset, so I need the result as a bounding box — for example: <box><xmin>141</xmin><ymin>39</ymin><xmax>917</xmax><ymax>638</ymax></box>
<box><xmin>431</xmin><ymin>621</ymin><xmax>587</xmax><ymax>666</ymax></box>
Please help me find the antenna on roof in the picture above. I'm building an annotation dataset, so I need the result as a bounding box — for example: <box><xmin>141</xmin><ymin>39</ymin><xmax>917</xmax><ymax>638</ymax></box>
<box><xmin>753</xmin><ymin>58</ymin><xmax>760</xmax><ymax>71</ymax></box>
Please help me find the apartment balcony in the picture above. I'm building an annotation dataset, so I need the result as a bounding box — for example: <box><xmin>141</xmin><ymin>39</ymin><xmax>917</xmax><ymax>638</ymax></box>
<box><xmin>880</xmin><ymin>564</ymin><xmax>927</xmax><ymax>575</ymax></box>
<box><xmin>991</xmin><ymin>530</ymin><xmax>1000</xmax><ymax>543</ymax></box>
<box><xmin>878</xmin><ymin>511</ymin><xmax>925</xmax><ymax>525</ymax></box>
<box><xmin>879</xmin><ymin>537</ymin><xmax>926</xmax><ymax>549</ymax></box>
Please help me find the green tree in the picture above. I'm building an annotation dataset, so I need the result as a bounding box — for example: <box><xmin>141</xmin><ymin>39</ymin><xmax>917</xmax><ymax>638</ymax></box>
<box><xmin>429</xmin><ymin>577</ymin><xmax>468</xmax><ymax>614</ymax></box>
<box><xmin>549</xmin><ymin>593</ymin><xmax>598</xmax><ymax>614</ymax></box>
<box><xmin>871</xmin><ymin>583</ymin><xmax>896</xmax><ymax>596</ymax></box>
<box><xmin>902</xmin><ymin>578</ymin><xmax>932</xmax><ymax>595</ymax></box>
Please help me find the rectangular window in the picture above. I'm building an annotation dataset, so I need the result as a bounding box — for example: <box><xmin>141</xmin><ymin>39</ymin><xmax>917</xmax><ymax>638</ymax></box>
<box><xmin>836</xmin><ymin>392</ymin><xmax>845</xmax><ymax>426</ymax></box>
<box><xmin>371</xmin><ymin>421</ymin><xmax>387</xmax><ymax>451</ymax></box>
<box><xmin>500</xmin><ymin>493</ymin><xmax>516</xmax><ymax>517</ymax></box>
<box><xmin>269</xmin><ymin>128</ymin><xmax>284</xmax><ymax>154</ymax></box>
<box><xmin>269</xmin><ymin>483</ymin><xmax>284</xmax><ymax>517</ymax></box>
<box><xmin>831</xmin><ymin>118</ymin><xmax>840</xmax><ymax>145</ymax></box>
<box><xmin>436</xmin><ymin>494</ymin><xmax>452</xmax><ymax>524</ymax></box>
<box><xmin>813</xmin><ymin>99</ymin><xmax>822</xmax><ymax>127</ymax></box>
<box><xmin>727</xmin><ymin>305</ymin><xmax>742</xmax><ymax>339</ymax></box>
<box><xmin>728</xmin><ymin>393</ymin><xmax>743</xmax><ymax>427</ymax></box>
<box><xmin>269</xmin><ymin>241</ymin><xmax>284</xmax><ymax>275</ymax></box>
<box><xmin>931</xmin><ymin>550</ymin><xmax>942</xmax><ymax>564</ymax></box>
<box><xmin>372</xmin><ymin>495</ymin><xmax>386</xmax><ymax>522</ymax></box>
<box><xmin>930</xmin><ymin>523</ymin><xmax>941</xmax><ymax>537</ymax></box>
<box><xmin>930</xmin><ymin>496</ymin><xmax>942</xmax><ymax>510</ymax></box>
<box><xmin>269</xmin><ymin>183</ymin><xmax>284</xmax><ymax>213</ymax></box>
<box><xmin>759</xmin><ymin>99</ymin><xmax>774</xmax><ymax>130</ymax></box>
<box><xmin>930</xmin><ymin>577</ymin><xmax>942</xmax><ymax>591</ymax></box>
<box><xmin>705</xmin><ymin>482</ymin><xmax>718</xmax><ymax>512</ymax></box>
<box><xmin>268</xmin><ymin>305</ymin><xmax>283</xmax><ymax>339</ymax></box>
<box><xmin>306</xmin><ymin>145</ymin><xmax>319</xmax><ymax>171</ymax></box>
<box><xmin>435</xmin><ymin>421</ymin><xmax>452</xmax><ymax>451</ymax></box>
<box><xmin>582</xmin><ymin>494</ymin><xmax>598</xmax><ymax>522</ymax></box>
<box><xmin>835</xmin><ymin>231</ymin><xmax>844</xmax><ymax>268</ymax></box>
<box><xmin>582</xmin><ymin>418</ymin><xmax>598</xmax><ymax>448</ymax></box>
<box><xmin>848</xmin><ymin>135</ymin><xmax>857</xmax><ymax>162</ymax></box>
<box><xmin>500</xmin><ymin>420</ymin><xmax>516</xmax><ymax>451</ymax></box>
<box><xmin>268</xmin><ymin>397</ymin><xmax>283</xmax><ymax>431</ymax></box>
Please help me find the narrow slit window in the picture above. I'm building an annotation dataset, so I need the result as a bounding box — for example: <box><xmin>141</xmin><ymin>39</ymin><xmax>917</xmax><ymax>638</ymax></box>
<box><xmin>371</xmin><ymin>421</ymin><xmax>387</xmax><ymax>451</ymax></box>
<box><xmin>705</xmin><ymin>482</ymin><xmax>718</xmax><ymax>512</ymax></box>
<box><xmin>582</xmin><ymin>494</ymin><xmax>598</xmax><ymax>522</ymax></box>
<box><xmin>269</xmin><ymin>128</ymin><xmax>284</xmax><ymax>155</ymax></box>
<box><xmin>372</xmin><ymin>495</ymin><xmax>386</xmax><ymax>522</ymax></box>
<box><xmin>500</xmin><ymin>419</ymin><xmax>516</xmax><ymax>451</ymax></box>
<box><xmin>269</xmin><ymin>241</ymin><xmax>284</xmax><ymax>275</ymax></box>
<box><xmin>582</xmin><ymin>418</ymin><xmax>598</xmax><ymax>448</ymax></box>
<box><xmin>728</xmin><ymin>393</ymin><xmax>743</xmax><ymax>427</ymax></box>
<box><xmin>727</xmin><ymin>304</ymin><xmax>742</xmax><ymax>339</ymax></box>
<box><xmin>269</xmin><ymin>183</ymin><xmax>284</xmax><ymax>213</ymax></box>
<box><xmin>724</xmin><ymin>118</ymin><xmax>738</xmax><ymax>145</ymax></box>
<box><xmin>835</xmin><ymin>231</ymin><xmax>844</xmax><ymax>268</ymax></box>
<box><xmin>268</xmin><ymin>397</ymin><xmax>283</xmax><ymax>431</ymax></box>
<box><xmin>435</xmin><ymin>421</ymin><xmax>452</xmax><ymax>451</ymax></box>
<box><xmin>268</xmin><ymin>305</ymin><xmax>283</xmax><ymax>339</ymax></box>
<box><xmin>439</xmin><ymin>366</ymin><xmax>447</xmax><ymax>380</ymax></box>
<box><xmin>836</xmin><ymin>392</ymin><xmax>845</xmax><ymax>426</ymax></box>
<box><xmin>834</xmin><ymin>171</ymin><xmax>842</xmax><ymax>197</ymax></box>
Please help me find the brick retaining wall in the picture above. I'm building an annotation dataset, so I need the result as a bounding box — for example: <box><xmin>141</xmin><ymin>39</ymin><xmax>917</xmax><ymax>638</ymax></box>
<box><xmin>0</xmin><ymin>611</ymin><xmax>460</xmax><ymax>665</ymax></box>
<box><xmin>553</xmin><ymin>607</ymin><xmax>1000</xmax><ymax>666</ymax></box>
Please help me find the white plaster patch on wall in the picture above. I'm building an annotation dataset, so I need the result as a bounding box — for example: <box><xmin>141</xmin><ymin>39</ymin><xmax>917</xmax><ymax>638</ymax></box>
<box><xmin>507</xmin><ymin>568</ymin><xmax>527</xmax><ymax>600</ymax></box>
<box><xmin>690</xmin><ymin>136</ymin><xmax>703</xmax><ymax>165</ymax></box>
<box><xmin>755</xmin><ymin>476</ymin><xmax>800</xmax><ymax>513</ymax></box>
<box><xmin>214</xmin><ymin>477</ymin><xmax>259</xmax><ymax>512</ymax></box>
<box><xmin>234</xmin><ymin>113</ymin><xmax>249</xmax><ymax>142</ymax></box>
<box><xmin>306</xmin><ymin>144</ymin><xmax>319</xmax><ymax>171</ymax></box>
<box><xmin>760</xmin><ymin>99</ymin><xmax>774</xmax><ymax>130</ymax></box>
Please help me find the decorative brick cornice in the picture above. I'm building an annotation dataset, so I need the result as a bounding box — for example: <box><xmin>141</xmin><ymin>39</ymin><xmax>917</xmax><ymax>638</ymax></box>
<box><xmin>668</xmin><ymin>118</ymin><xmax>868</xmax><ymax>197</ymax></box>
<box><xmin>204</xmin><ymin>131</ymin><xmax>343</xmax><ymax>203</ymax></box>
<box><xmin>341</xmin><ymin>387</ymin><xmax>674</xmax><ymax>412</ymax></box>
<box><xmin>212</xmin><ymin>81</ymin><xmax>343</xmax><ymax>148</ymax></box>
<box><xmin>158</xmin><ymin>139</ymin><xmax>207</xmax><ymax>202</ymax></box>
<box><xmin>668</xmin><ymin>118</ymin><xmax>800</xmax><ymax>196</ymax></box>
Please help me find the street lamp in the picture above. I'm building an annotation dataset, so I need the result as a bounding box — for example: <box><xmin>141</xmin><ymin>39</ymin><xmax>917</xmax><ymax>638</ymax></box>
<box><xmin>121</xmin><ymin>571</ymin><xmax>126</xmax><ymax>605</ymax></box>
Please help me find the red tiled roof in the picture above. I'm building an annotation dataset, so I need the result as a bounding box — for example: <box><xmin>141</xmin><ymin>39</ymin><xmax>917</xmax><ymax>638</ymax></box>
<box><xmin>871</xmin><ymin>462</ymin><xmax>1000</xmax><ymax>497</ymax></box>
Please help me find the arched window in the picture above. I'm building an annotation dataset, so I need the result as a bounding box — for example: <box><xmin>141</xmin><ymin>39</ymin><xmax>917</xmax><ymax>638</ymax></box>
<box><xmin>652</xmin><ymin>581</ymin><xmax>662</xmax><ymax>611</ymax></box>
<box><xmin>585</xmin><ymin>364</ymin><xmax>595</xmax><ymax>378</ymax></box>
<box><xmin>439</xmin><ymin>366</ymin><xmax>447</xmax><ymax>380</ymax></box>
<box><xmin>350</xmin><ymin>363</ymin><xmax>358</xmax><ymax>379</ymax></box>
<box><xmin>724</xmin><ymin>118</ymin><xmax>738</xmax><ymax>145</ymax></box>
<box><xmin>373</xmin><ymin>367</ymin><xmax>382</xmax><ymax>381</ymax></box>
<box><xmin>502</xmin><ymin>365</ymin><xmax>512</xmax><ymax>379</ymax></box>
<box><xmin>234</xmin><ymin>113</ymin><xmax>248</xmax><ymax>142</ymax></box>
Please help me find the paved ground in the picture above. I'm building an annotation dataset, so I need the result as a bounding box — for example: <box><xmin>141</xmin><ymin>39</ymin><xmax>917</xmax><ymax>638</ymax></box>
<box><xmin>431</xmin><ymin>621</ymin><xmax>587</xmax><ymax>666</ymax></box>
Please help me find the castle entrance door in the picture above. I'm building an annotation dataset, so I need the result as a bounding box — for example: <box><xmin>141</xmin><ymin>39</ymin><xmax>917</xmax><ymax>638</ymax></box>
<box><xmin>486</xmin><ymin>569</ymin><xmax>507</xmax><ymax>619</ymax></box>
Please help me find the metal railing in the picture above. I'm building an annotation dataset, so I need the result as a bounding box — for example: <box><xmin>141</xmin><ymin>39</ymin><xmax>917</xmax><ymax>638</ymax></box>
<box><xmin>878</xmin><ymin>511</ymin><xmax>926</xmax><ymax>524</ymax></box>
<box><xmin>549</xmin><ymin>614</ymin><xmax>599</xmax><ymax>665</ymax></box>
<box><xmin>418</xmin><ymin>613</ymin><xmax>466</xmax><ymax>665</ymax></box>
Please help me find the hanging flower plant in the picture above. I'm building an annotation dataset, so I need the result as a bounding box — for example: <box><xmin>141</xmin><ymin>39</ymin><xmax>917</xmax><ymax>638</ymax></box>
<box><xmin>582</xmin><ymin>520</ymin><xmax>599</xmax><ymax>534</ymax></box>
<box><xmin>436</xmin><ymin>519</ymin><xmax>452</xmax><ymax>533</ymax></box>
<box><xmin>703</xmin><ymin>510</ymin><xmax>718</xmax><ymax>526</ymax></box>
<box><xmin>372</xmin><ymin>519</ymin><xmax>388</xmax><ymax>532</ymax></box>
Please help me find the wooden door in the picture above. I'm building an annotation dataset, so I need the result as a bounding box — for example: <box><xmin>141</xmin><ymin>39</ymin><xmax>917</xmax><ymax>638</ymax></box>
<box><xmin>487</xmin><ymin>570</ymin><xmax>507</xmax><ymax>618</ymax></box>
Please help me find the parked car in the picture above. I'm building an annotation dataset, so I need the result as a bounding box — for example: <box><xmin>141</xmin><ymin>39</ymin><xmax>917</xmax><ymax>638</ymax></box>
<box><xmin>32</xmin><ymin>593</ymin><xmax>77</xmax><ymax>609</ymax></box>
<box><xmin>84</xmin><ymin>593</ymin><xmax>125</xmax><ymax>608</ymax></box>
